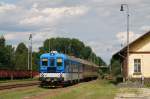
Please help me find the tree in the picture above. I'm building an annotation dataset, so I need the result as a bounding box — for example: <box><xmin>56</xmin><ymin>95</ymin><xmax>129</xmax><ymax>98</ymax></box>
<box><xmin>0</xmin><ymin>36</ymin><xmax>5</xmax><ymax>47</ymax></box>
<box><xmin>0</xmin><ymin>36</ymin><xmax>7</xmax><ymax>68</ymax></box>
<box><xmin>5</xmin><ymin>45</ymin><xmax>15</xmax><ymax>69</ymax></box>
<box><xmin>0</xmin><ymin>36</ymin><xmax>106</xmax><ymax>72</ymax></box>
<box><xmin>40</xmin><ymin>37</ymin><xmax>106</xmax><ymax>66</ymax></box>
<box><xmin>15</xmin><ymin>43</ymin><xmax>28</xmax><ymax>70</ymax></box>
<box><xmin>80</xmin><ymin>46</ymin><xmax>92</xmax><ymax>59</ymax></box>
<box><xmin>0</xmin><ymin>36</ymin><xmax>6</xmax><ymax>66</ymax></box>
<box><xmin>0</xmin><ymin>36</ymin><xmax>15</xmax><ymax>70</ymax></box>
<box><xmin>32</xmin><ymin>52</ymin><xmax>40</xmax><ymax>71</ymax></box>
<box><xmin>110</xmin><ymin>56</ymin><xmax>121</xmax><ymax>76</ymax></box>
<box><xmin>70</xmin><ymin>38</ymin><xmax>85</xmax><ymax>57</ymax></box>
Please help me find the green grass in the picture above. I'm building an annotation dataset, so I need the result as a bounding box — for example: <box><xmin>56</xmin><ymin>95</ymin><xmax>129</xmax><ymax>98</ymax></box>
<box><xmin>0</xmin><ymin>87</ymin><xmax>49</xmax><ymax>99</ymax></box>
<box><xmin>0</xmin><ymin>80</ymin><xmax>118</xmax><ymax>99</ymax></box>
<box><xmin>46</xmin><ymin>80</ymin><xmax>118</xmax><ymax>99</ymax></box>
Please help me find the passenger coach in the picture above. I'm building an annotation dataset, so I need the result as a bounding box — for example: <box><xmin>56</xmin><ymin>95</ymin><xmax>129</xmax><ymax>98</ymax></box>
<box><xmin>39</xmin><ymin>51</ymin><xmax>99</xmax><ymax>86</ymax></box>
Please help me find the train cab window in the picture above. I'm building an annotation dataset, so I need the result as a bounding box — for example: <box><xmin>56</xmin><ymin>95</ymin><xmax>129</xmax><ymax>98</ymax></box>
<box><xmin>50</xmin><ymin>58</ymin><xmax>55</xmax><ymax>66</ymax></box>
<box><xmin>42</xmin><ymin>59</ymin><xmax>48</xmax><ymax>66</ymax></box>
<box><xmin>57</xmin><ymin>58</ymin><xmax>63</xmax><ymax>66</ymax></box>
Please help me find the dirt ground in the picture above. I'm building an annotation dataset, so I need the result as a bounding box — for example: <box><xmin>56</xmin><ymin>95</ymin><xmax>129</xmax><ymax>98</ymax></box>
<box><xmin>115</xmin><ymin>88</ymin><xmax>150</xmax><ymax>99</ymax></box>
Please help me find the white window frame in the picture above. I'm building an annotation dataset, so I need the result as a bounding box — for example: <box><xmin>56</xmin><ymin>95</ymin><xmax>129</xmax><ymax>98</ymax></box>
<box><xmin>134</xmin><ymin>59</ymin><xmax>141</xmax><ymax>73</ymax></box>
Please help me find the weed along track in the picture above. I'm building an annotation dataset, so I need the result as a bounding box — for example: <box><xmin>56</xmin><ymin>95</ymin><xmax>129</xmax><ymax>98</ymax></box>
<box><xmin>0</xmin><ymin>80</ymin><xmax>117</xmax><ymax>99</ymax></box>
<box><xmin>25</xmin><ymin>80</ymin><xmax>117</xmax><ymax>99</ymax></box>
<box><xmin>29</xmin><ymin>82</ymin><xmax>82</xmax><ymax>99</ymax></box>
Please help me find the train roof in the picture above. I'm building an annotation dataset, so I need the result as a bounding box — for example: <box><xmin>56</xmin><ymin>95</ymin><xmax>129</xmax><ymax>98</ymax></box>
<box><xmin>68</xmin><ymin>56</ymin><xmax>99</xmax><ymax>68</ymax></box>
<box><xmin>40</xmin><ymin>53</ymin><xmax>67</xmax><ymax>59</ymax></box>
<box><xmin>40</xmin><ymin>52</ymin><xmax>99</xmax><ymax>68</ymax></box>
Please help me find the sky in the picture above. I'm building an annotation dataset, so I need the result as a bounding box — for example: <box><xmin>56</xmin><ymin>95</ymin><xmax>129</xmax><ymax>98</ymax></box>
<box><xmin>0</xmin><ymin>0</ymin><xmax>150</xmax><ymax>64</ymax></box>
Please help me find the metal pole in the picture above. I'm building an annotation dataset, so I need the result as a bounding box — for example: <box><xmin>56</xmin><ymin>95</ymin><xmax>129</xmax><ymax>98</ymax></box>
<box><xmin>29</xmin><ymin>34</ymin><xmax>32</xmax><ymax>78</ymax></box>
<box><xmin>9</xmin><ymin>45</ymin><xmax>13</xmax><ymax>80</ymax></box>
<box><xmin>127</xmin><ymin>5</ymin><xmax>129</xmax><ymax>81</ymax></box>
<box><xmin>28</xmin><ymin>43</ymin><xmax>30</xmax><ymax>70</ymax></box>
<box><xmin>49</xmin><ymin>38</ymin><xmax>50</xmax><ymax>53</ymax></box>
<box><xmin>31</xmin><ymin>34</ymin><xmax>32</xmax><ymax>78</ymax></box>
<box><xmin>120</xmin><ymin>4</ymin><xmax>129</xmax><ymax>80</ymax></box>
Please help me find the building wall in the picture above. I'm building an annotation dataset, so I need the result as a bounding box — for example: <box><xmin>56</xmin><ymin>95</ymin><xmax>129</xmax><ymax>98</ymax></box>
<box><xmin>127</xmin><ymin>35</ymin><xmax>150</xmax><ymax>79</ymax></box>
<box><xmin>128</xmin><ymin>54</ymin><xmax>150</xmax><ymax>78</ymax></box>
<box><xmin>130</xmin><ymin>35</ymin><xmax>150</xmax><ymax>52</ymax></box>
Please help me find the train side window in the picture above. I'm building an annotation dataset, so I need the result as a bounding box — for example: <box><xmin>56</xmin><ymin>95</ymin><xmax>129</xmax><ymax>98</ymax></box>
<box><xmin>57</xmin><ymin>58</ymin><xmax>63</xmax><ymax>66</ymax></box>
<box><xmin>65</xmin><ymin>60</ymin><xmax>69</xmax><ymax>66</ymax></box>
<box><xmin>64</xmin><ymin>60</ymin><xmax>68</xmax><ymax>72</ymax></box>
<box><xmin>50</xmin><ymin>58</ymin><xmax>55</xmax><ymax>66</ymax></box>
<box><xmin>80</xmin><ymin>64</ymin><xmax>83</xmax><ymax>72</ymax></box>
<box><xmin>42</xmin><ymin>59</ymin><xmax>48</xmax><ymax>66</ymax></box>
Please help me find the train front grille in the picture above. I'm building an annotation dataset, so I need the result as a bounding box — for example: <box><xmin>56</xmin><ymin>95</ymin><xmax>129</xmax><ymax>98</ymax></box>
<box><xmin>47</xmin><ymin>67</ymin><xmax>56</xmax><ymax>73</ymax></box>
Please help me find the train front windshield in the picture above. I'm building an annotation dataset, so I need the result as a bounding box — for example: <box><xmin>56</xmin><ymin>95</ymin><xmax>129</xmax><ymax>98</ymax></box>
<box><xmin>57</xmin><ymin>58</ymin><xmax>63</xmax><ymax>66</ymax></box>
<box><xmin>41</xmin><ymin>59</ymin><xmax>48</xmax><ymax>66</ymax></box>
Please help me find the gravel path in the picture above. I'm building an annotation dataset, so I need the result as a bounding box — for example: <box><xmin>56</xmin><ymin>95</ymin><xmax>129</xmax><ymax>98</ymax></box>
<box><xmin>115</xmin><ymin>88</ymin><xmax>150</xmax><ymax>99</ymax></box>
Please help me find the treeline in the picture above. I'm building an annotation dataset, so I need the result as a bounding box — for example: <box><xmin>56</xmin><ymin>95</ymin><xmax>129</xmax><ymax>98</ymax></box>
<box><xmin>0</xmin><ymin>36</ymin><xmax>106</xmax><ymax>71</ymax></box>
<box><xmin>110</xmin><ymin>56</ymin><xmax>121</xmax><ymax>77</ymax></box>
<box><xmin>0</xmin><ymin>36</ymin><xmax>38</xmax><ymax>70</ymax></box>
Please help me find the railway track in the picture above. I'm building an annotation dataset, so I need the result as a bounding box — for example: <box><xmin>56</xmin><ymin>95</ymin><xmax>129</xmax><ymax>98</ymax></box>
<box><xmin>0</xmin><ymin>81</ymin><xmax>40</xmax><ymax>90</ymax></box>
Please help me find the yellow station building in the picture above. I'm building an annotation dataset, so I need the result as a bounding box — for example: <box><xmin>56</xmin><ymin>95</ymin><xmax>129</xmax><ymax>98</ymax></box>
<box><xmin>113</xmin><ymin>31</ymin><xmax>150</xmax><ymax>81</ymax></box>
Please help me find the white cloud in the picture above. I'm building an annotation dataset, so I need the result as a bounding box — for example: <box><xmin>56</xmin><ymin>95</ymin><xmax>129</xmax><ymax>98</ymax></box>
<box><xmin>4</xmin><ymin>31</ymin><xmax>58</xmax><ymax>51</ymax></box>
<box><xmin>4</xmin><ymin>32</ymin><xmax>30</xmax><ymax>41</ymax></box>
<box><xmin>116</xmin><ymin>32</ymin><xmax>141</xmax><ymax>45</ymax></box>
<box><xmin>0</xmin><ymin>2</ymin><xmax>16</xmax><ymax>13</ymax></box>
<box><xmin>32</xmin><ymin>32</ymin><xmax>58</xmax><ymax>51</ymax></box>
<box><xmin>20</xmin><ymin>16</ymin><xmax>44</xmax><ymax>25</ymax></box>
<box><xmin>2</xmin><ymin>2</ymin><xmax>89</xmax><ymax>51</ymax></box>
<box><xmin>19</xmin><ymin>6</ymin><xmax>88</xmax><ymax>26</ymax></box>
<box><xmin>140</xmin><ymin>26</ymin><xmax>150</xmax><ymax>32</ymax></box>
<box><xmin>41</xmin><ymin>6</ymin><xmax>87</xmax><ymax>16</ymax></box>
<box><xmin>86</xmin><ymin>40</ymin><xmax>117</xmax><ymax>64</ymax></box>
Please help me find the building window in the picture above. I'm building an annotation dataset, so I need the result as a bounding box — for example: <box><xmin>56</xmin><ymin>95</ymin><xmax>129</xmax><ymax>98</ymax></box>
<box><xmin>134</xmin><ymin>59</ymin><xmax>141</xmax><ymax>73</ymax></box>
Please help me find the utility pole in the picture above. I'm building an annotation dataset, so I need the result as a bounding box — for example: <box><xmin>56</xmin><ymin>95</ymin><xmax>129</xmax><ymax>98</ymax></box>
<box><xmin>49</xmin><ymin>38</ymin><xmax>50</xmax><ymax>53</ymax></box>
<box><xmin>28</xmin><ymin>42</ymin><xmax>30</xmax><ymax>70</ymax></box>
<box><xmin>120</xmin><ymin>4</ymin><xmax>130</xmax><ymax>81</ymax></box>
<box><xmin>9</xmin><ymin>45</ymin><xmax>13</xmax><ymax>80</ymax></box>
<box><xmin>31</xmin><ymin>34</ymin><xmax>32</xmax><ymax>78</ymax></box>
<box><xmin>29</xmin><ymin>34</ymin><xmax>33</xmax><ymax>78</ymax></box>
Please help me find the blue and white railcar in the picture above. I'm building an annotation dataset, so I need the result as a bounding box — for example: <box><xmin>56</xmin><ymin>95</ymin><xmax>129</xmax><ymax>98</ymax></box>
<box><xmin>39</xmin><ymin>51</ymin><xmax>98</xmax><ymax>86</ymax></box>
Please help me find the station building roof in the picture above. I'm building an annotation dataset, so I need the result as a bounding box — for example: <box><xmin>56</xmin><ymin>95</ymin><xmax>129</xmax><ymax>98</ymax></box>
<box><xmin>113</xmin><ymin>30</ymin><xmax>150</xmax><ymax>57</ymax></box>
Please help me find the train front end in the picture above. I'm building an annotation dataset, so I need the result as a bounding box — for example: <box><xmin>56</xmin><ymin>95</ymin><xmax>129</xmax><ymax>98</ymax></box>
<box><xmin>39</xmin><ymin>52</ymin><xmax>66</xmax><ymax>86</ymax></box>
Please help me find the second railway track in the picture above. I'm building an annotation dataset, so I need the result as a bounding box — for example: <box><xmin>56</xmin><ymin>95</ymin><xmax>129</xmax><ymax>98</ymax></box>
<box><xmin>0</xmin><ymin>81</ymin><xmax>40</xmax><ymax>90</ymax></box>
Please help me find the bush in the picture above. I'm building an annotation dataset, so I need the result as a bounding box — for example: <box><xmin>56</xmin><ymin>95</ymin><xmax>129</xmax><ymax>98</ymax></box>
<box><xmin>116</xmin><ymin>75</ymin><xmax>123</xmax><ymax>83</ymax></box>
